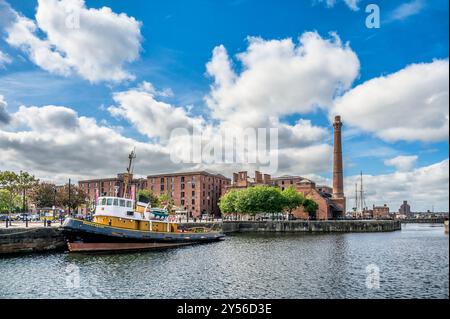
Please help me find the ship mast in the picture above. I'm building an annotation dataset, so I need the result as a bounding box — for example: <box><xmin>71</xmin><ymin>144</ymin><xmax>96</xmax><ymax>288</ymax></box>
<box><xmin>359</xmin><ymin>171</ymin><xmax>367</xmax><ymax>213</ymax></box>
<box><xmin>123</xmin><ymin>148</ymin><xmax>136</xmax><ymax>198</ymax></box>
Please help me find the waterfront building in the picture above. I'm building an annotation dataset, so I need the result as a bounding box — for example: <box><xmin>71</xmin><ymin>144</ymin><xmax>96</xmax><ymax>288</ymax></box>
<box><xmin>146</xmin><ymin>171</ymin><xmax>231</xmax><ymax>218</ymax></box>
<box><xmin>226</xmin><ymin>171</ymin><xmax>273</xmax><ymax>190</ymax></box>
<box><xmin>78</xmin><ymin>174</ymin><xmax>147</xmax><ymax>204</ymax></box>
<box><xmin>372</xmin><ymin>204</ymin><xmax>390</xmax><ymax>219</ymax></box>
<box><xmin>272</xmin><ymin>175</ymin><xmax>303</xmax><ymax>190</ymax></box>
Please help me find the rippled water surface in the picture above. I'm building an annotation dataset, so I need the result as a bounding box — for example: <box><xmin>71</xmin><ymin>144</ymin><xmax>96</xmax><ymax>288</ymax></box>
<box><xmin>0</xmin><ymin>224</ymin><xmax>448</xmax><ymax>298</ymax></box>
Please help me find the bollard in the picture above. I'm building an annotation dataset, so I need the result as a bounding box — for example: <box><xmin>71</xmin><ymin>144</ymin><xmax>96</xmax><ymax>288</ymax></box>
<box><xmin>26</xmin><ymin>218</ymin><xmax>28</xmax><ymax>228</ymax></box>
<box><xmin>43</xmin><ymin>218</ymin><xmax>46</xmax><ymax>227</ymax></box>
<box><xmin>5</xmin><ymin>218</ymin><xmax>8</xmax><ymax>228</ymax></box>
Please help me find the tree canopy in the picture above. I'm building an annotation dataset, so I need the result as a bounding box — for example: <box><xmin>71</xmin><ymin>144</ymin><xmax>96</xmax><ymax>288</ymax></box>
<box><xmin>219</xmin><ymin>189</ymin><xmax>239</xmax><ymax>214</ymax></box>
<box><xmin>219</xmin><ymin>185</ymin><xmax>317</xmax><ymax>218</ymax></box>
<box><xmin>56</xmin><ymin>184</ymin><xmax>87</xmax><ymax>211</ymax></box>
<box><xmin>282</xmin><ymin>186</ymin><xmax>305</xmax><ymax>214</ymax></box>
<box><xmin>137</xmin><ymin>189</ymin><xmax>160</xmax><ymax>207</ymax></box>
<box><xmin>158</xmin><ymin>192</ymin><xmax>175</xmax><ymax>211</ymax></box>
<box><xmin>303</xmin><ymin>198</ymin><xmax>319</xmax><ymax>219</ymax></box>
<box><xmin>0</xmin><ymin>189</ymin><xmax>21</xmax><ymax>214</ymax></box>
<box><xmin>30</xmin><ymin>183</ymin><xmax>57</xmax><ymax>208</ymax></box>
<box><xmin>0</xmin><ymin>170</ymin><xmax>38</xmax><ymax>213</ymax></box>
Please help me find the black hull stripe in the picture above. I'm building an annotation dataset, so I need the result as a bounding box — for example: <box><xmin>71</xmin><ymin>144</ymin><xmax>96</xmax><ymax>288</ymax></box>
<box><xmin>62</xmin><ymin>218</ymin><xmax>225</xmax><ymax>243</ymax></box>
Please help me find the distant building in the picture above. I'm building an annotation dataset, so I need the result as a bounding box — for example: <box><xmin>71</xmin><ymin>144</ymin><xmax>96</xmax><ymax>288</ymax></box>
<box><xmin>372</xmin><ymin>204</ymin><xmax>390</xmax><ymax>219</ymax></box>
<box><xmin>147</xmin><ymin>171</ymin><xmax>230</xmax><ymax>218</ymax></box>
<box><xmin>399</xmin><ymin>200</ymin><xmax>411</xmax><ymax>216</ymax></box>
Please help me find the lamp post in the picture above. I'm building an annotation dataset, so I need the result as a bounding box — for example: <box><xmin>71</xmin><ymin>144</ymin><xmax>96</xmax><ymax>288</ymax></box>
<box><xmin>185</xmin><ymin>181</ymin><xmax>194</xmax><ymax>222</ymax></box>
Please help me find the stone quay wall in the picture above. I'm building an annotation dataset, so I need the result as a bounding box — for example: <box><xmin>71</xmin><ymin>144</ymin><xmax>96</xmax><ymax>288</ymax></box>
<box><xmin>222</xmin><ymin>220</ymin><xmax>401</xmax><ymax>233</ymax></box>
<box><xmin>0</xmin><ymin>227</ymin><xmax>66</xmax><ymax>255</ymax></box>
<box><xmin>400</xmin><ymin>218</ymin><xmax>446</xmax><ymax>224</ymax></box>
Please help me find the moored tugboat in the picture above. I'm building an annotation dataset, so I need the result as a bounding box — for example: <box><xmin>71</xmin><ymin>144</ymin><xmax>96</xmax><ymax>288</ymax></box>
<box><xmin>62</xmin><ymin>151</ymin><xmax>225</xmax><ymax>252</ymax></box>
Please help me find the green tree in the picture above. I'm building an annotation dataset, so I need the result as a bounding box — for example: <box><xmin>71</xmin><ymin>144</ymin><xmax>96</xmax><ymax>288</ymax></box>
<box><xmin>158</xmin><ymin>192</ymin><xmax>174</xmax><ymax>211</ymax></box>
<box><xmin>219</xmin><ymin>189</ymin><xmax>239</xmax><ymax>215</ymax></box>
<box><xmin>282</xmin><ymin>186</ymin><xmax>305</xmax><ymax>217</ymax></box>
<box><xmin>56</xmin><ymin>184</ymin><xmax>87</xmax><ymax>212</ymax></box>
<box><xmin>235</xmin><ymin>186</ymin><xmax>285</xmax><ymax>218</ymax></box>
<box><xmin>30</xmin><ymin>183</ymin><xmax>57</xmax><ymax>209</ymax></box>
<box><xmin>0</xmin><ymin>171</ymin><xmax>19</xmax><ymax>194</ymax></box>
<box><xmin>303</xmin><ymin>198</ymin><xmax>319</xmax><ymax>220</ymax></box>
<box><xmin>0</xmin><ymin>171</ymin><xmax>20</xmax><ymax>220</ymax></box>
<box><xmin>137</xmin><ymin>189</ymin><xmax>160</xmax><ymax>206</ymax></box>
<box><xmin>0</xmin><ymin>189</ymin><xmax>21</xmax><ymax>214</ymax></box>
<box><xmin>17</xmin><ymin>171</ymin><xmax>39</xmax><ymax>212</ymax></box>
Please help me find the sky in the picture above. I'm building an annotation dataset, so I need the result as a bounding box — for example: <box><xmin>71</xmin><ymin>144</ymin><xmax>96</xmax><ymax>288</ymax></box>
<box><xmin>0</xmin><ymin>0</ymin><xmax>448</xmax><ymax>211</ymax></box>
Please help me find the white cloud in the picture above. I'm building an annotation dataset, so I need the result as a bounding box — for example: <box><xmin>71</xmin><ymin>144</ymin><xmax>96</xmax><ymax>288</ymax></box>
<box><xmin>387</xmin><ymin>0</ymin><xmax>424</xmax><ymax>22</ymax></box>
<box><xmin>205</xmin><ymin>32</ymin><xmax>360</xmax><ymax>128</ymax></box>
<box><xmin>277</xmin><ymin>144</ymin><xmax>332</xmax><ymax>175</ymax></box>
<box><xmin>0</xmin><ymin>50</ymin><xmax>12</xmax><ymax>67</ymax></box>
<box><xmin>276</xmin><ymin>119</ymin><xmax>329</xmax><ymax>149</ymax></box>
<box><xmin>315</xmin><ymin>0</ymin><xmax>360</xmax><ymax>11</ymax></box>
<box><xmin>384</xmin><ymin>155</ymin><xmax>418</xmax><ymax>172</ymax></box>
<box><xmin>5</xmin><ymin>0</ymin><xmax>142</xmax><ymax>83</ymax></box>
<box><xmin>345</xmin><ymin>159</ymin><xmax>449</xmax><ymax>212</ymax></box>
<box><xmin>109</xmin><ymin>82</ymin><xmax>204</xmax><ymax>141</ymax></box>
<box><xmin>0</xmin><ymin>95</ymin><xmax>11</xmax><ymax>124</ymax></box>
<box><xmin>332</xmin><ymin>60</ymin><xmax>449</xmax><ymax>142</ymax></box>
<box><xmin>343</xmin><ymin>0</ymin><xmax>359</xmax><ymax>11</ymax></box>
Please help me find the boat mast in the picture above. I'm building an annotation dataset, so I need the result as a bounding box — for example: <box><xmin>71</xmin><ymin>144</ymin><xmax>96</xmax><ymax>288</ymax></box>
<box><xmin>123</xmin><ymin>148</ymin><xmax>136</xmax><ymax>198</ymax></box>
<box><xmin>360</xmin><ymin>171</ymin><xmax>364</xmax><ymax>214</ymax></box>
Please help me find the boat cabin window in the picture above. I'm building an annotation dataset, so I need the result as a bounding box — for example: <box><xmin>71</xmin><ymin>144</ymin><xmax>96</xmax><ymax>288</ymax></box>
<box><xmin>119</xmin><ymin>199</ymin><xmax>125</xmax><ymax>207</ymax></box>
<box><xmin>107</xmin><ymin>198</ymin><xmax>113</xmax><ymax>206</ymax></box>
<box><xmin>101</xmin><ymin>198</ymin><xmax>106</xmax><ymax>206</ymax></box>
<box><xmin>126</xmin><ymin>201</ymin><xmax>132</xmax><ymax>208</ymax></box>
<box><xmin>113</xmin><ymin>198</ymin><xmax>119</xmax><ymax>206</ymax></box>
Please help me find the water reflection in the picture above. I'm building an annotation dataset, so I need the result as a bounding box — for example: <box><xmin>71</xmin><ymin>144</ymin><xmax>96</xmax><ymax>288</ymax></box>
<box><xmin>0</xmin><ymin>224</ymin><xmax>448</xmax><ymax>299</ymax></box>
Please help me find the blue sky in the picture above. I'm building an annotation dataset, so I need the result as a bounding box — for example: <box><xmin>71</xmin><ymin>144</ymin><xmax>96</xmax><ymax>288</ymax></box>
<box><xmin>0</xmin><ymin>0</ymin><xmax>448</xmax><ymax>210</ymax></box>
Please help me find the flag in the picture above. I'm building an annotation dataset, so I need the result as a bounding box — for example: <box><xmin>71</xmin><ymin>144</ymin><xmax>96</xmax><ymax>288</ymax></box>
<box><xmin>131</xmin><ymin>184</ymin><xmax>136</xmax><ymax>201</ymax></box>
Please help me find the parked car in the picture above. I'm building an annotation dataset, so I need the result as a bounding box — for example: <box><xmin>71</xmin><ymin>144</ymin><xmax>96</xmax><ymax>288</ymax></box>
<box><xmin>10</xmin><ymin>214</ymin><xmax>21</xmax><ymax>221</ymax></box>
<box><xmin>19</xmin><ymin>214</ymin><xmax>32</xmax><ymax>221</ymax></box>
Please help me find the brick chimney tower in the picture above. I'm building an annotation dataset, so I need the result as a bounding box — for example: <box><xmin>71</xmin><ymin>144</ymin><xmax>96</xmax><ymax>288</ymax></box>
<box><xmin>332</xmin><ymin>116</ymin><xmax>344</xmax><ymax>199</ymax></box>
